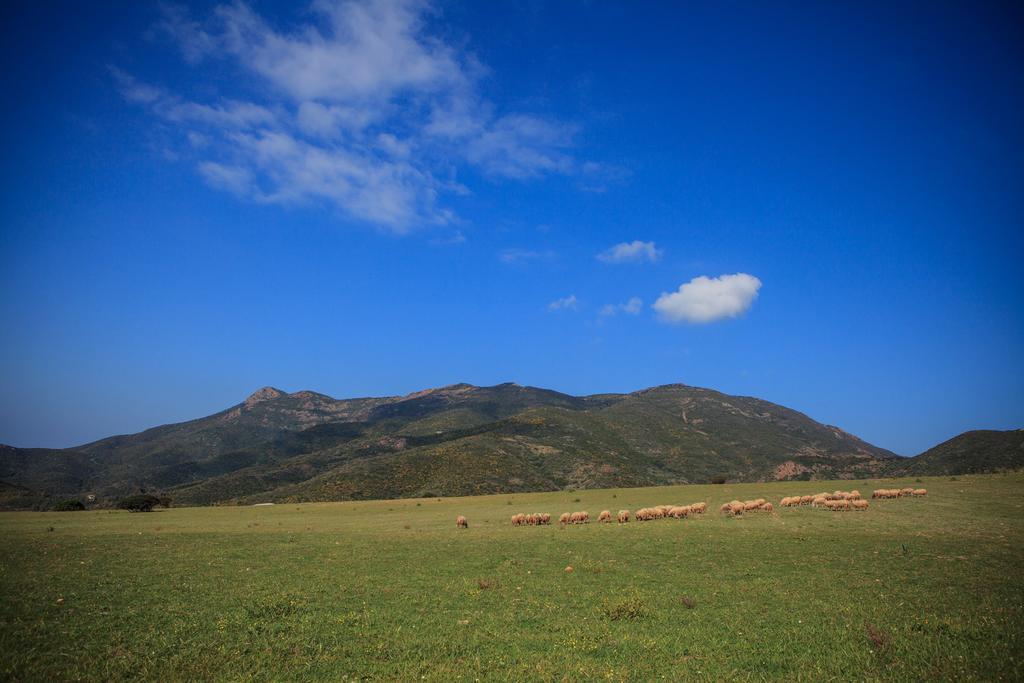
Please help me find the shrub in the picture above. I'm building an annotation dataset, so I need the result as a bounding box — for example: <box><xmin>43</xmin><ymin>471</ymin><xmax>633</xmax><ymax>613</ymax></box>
<box><xmin>157</xmin><ymin>496</ymin><xmax>172</xmax><ymax>508</ymax></box>
<box><xmin>710</xmin><ymin>476</ymin><xmax>727</xmax><ymax>485</ymax></box>
<box><xmin>53</xmin><ymin>499</ymin><xmax>85</xmax><ymax>512</ymax></box>
<box><xmin>117</xmin><ymin>494</ymin><xmax>161</xmax><ymax>512</ymax></box>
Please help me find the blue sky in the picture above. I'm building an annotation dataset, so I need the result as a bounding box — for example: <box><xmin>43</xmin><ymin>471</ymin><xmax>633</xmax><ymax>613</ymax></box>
<box><xmin>1</xmin><ymin>0</ymin><xmax>1022</xmax><ymax>454</ymax></box>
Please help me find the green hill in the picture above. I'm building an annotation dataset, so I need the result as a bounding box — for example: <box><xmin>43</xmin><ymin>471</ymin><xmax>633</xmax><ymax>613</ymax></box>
<box><xmin>0</xmin><ymin>382</ymin><xmax>1017</xmax><ymax>509</ymax></box>
<box><xmin>886</xmin><ymin>429</ymin><xmax>1024</xmax><ymax>476</ymax></box>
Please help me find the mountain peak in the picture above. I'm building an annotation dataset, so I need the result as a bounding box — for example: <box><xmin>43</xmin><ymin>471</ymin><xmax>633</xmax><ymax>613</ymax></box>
<box><xmin>244</xmin><ymin>386</ymin><xmax>286</xmax><ymax>406</ymax></box>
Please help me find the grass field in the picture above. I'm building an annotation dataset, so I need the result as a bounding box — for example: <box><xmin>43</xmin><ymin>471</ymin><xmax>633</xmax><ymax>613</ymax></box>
<box><xmin>2</xmin><ymin>473</ymin><xmax>1022</xmax><ymax>681</ymax></box>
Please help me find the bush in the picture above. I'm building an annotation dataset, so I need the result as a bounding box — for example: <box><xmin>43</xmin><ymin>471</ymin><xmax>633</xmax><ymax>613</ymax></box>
<box><xmin>117</xmin><ymin>494</ymin><xmax>162</xmax><ymax>512</ymax></box>
<box><xmin>710</xmin><ymin>476</ymin><xmax>727</xmax><ymax>485</ymax></box>
<box><xmin>53</xmin><ymin>499</ymin><xmax>85</xmax><ymax>512</ymax></box>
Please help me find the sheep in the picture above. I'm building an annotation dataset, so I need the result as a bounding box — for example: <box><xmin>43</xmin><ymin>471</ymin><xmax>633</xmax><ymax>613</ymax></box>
<box><xmin>913</xmin><ymin>488</ymin><xmax>927</xmax><ymax>496</ymax></box>
<box><xmin>539</xmin><ymin>513</ymin><xmax>551</xmax><ymax>525</ymax></box>
<box><xmin>669</xmin><ymin>506</ymin><xmax>689</xmax><ymax>519</ymax></box>
<box><xmin>598</xmin><ymin>510</ymin><xmax>613</xmax><ymax>523</ymax></box>
<box><xmin>849</xmin><ymin>490</ymin><xmax>862</xmax><ymax>500</ymax></box>
<box><xmin>559</xmin><ymin>512</ymin><xmax>571</xmax><ymax>525</ymax></box>
<box><xmin>800</xmin><ymin>495</ymin><xmax>814</xmax><ymax>505</ymax></box>
<box><xmin>617</xmin><ymin>510</ymin><xmax>630</xmax><ymax>523</ymax></box>
<box><xmin>511</xmin><ymin>513</ymin><xmax>525</xmax><ymax>526</ymax></box>
<box><xmin>761</xmin><ymin>502</ymin><xmax>774</xmax><ymax>513</ymax></box>
<box><xmin>812</xmin><ymin>496</ymin><xmax>828</xmax><ymax>508</ymax></box>
<box><xmin>743</xmin><ymin>500</ymin><xmax>760</xmax><ymax>512</ymax></box>
<box><xmin>900</xmin><ymin>487</ymin><xmax>916</xmax><ymax>497</ymax></box>
<box><xmin>852</xmin><ymin>499</ymin><xmax>869</xmax><ymax>511</ymax></box>
<box><xmin>569</xmin><ymin>511</ymin><xmax>590</xmax><ymax>524</ymax></box>
<box><xmin>727</xmin><ymin>501</ymin><xmax>745</xmax><ymax>516</ymax></box>
<box><xmin>780</xmin><ymin>496</ymin><xmax>794</xmax><ymax>507</ymax></box>
<box><xmin>456</xmin><ymin>515</ymin><xmax>468</xmax><ymax>528</ymax></box>
<box><xmin>690</xmin><ymin>502</ymin><xmax>707</xmax><ymax>514</ymax></box>
<box><xmin>719</xmin><ymin>503</ymin><xmax>730</xmax><ymax>515</ymax></box>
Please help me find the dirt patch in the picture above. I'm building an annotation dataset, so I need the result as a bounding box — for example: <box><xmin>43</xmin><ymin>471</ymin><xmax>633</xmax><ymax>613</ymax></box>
<box><xmin>774</xmin><ymin>460</ymin><xmax>811</xmax><ymax>480</ymax></box>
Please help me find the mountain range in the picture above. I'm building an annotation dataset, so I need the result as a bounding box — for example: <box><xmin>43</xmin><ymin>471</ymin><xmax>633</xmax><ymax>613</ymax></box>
<box><xmin>1</xmin><ymin>383</ymin><xmax>1021</xmax><ymax>509</ymax></box>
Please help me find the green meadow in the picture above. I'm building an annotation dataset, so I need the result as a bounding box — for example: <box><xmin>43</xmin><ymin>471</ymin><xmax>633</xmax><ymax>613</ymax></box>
<box><xmin>2</xmin><ymin>473</ymin><xmax>1022</xmax><ymax>681</ymax></box>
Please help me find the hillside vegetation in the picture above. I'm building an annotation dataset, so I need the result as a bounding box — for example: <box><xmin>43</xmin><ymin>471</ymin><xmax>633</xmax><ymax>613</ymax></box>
<box><xmin>0</xmin><ymin>383</ymin><xmax>1019</xmax><ymax>509</ymax></box>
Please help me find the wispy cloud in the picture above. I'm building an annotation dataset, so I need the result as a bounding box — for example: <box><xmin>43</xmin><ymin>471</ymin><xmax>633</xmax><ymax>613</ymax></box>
<box><xmin>599</xmin><ymin>297</ymin><xmax>642</xmax><ymax>316</ymax></box>
<box><xmin>499</xmin><ymin>248</ymin><xmax>555</xmax><ymax>264</ymax></box>
<box><xmin>548</xmin><ymin>295</ymin><xmax>579</xmax><ymax>311</ymax></box>
<box><xmin>597</xmin><ymin>240</ymin><xmax>662</xmax><ymax>264</ymax></box>
<box><xmin>653</xmin><ymin>273</ymin><xmax>762</xmax><ymax>324</ymax></box>
<box><xmin>120</xmin><ymin>0</ymin><xmax>594</xmax><ymax>232</ymax></box>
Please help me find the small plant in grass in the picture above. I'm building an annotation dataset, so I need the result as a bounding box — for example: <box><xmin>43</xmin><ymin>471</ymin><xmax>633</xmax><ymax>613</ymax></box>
<box><xmin>573</xmin><ymin>498</ymin><xmax>581</xmax><ymax>503</ymax></box>
<box><xmin>680</xmin><ymin>596</ymin><xmax>696</xmax><ymax>609</ymax></box>
<box><xmin>53</xmin><ymin>499</ymin><xmax>85</xmax><ymax>512</ymax></box>
<box><xmin>476</xmin><ymin>578</ymin><xmax>499</xmax><ymax>590</ymax></box>
<box><xmin>601</xmin><ymin>596</ymin><xmax>649</xmax><ymax>621</ymax></box>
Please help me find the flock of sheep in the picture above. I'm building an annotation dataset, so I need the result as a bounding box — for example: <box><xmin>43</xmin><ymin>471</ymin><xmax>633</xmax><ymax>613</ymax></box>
<box><xmin>505</xmin><ymin>502</ymin><xmax>711</xmax><ymax>527</ymax></box>
<box><xmin>873</xmin><ymin>487</ymin><xmax>928</xmax><ymax>498</ymax></box>
<box><xmin>456</xmin><ymin>485</ymin><xmax>928</xmax><ymax>528</ymax></box>
<box><xmin>778</xmin><ymin>490</ymin><xmax>869</xmax><ymax>511</ymax></box>
<box><xmin>719</xmin><ymin>498</ymin><xmax>775</xmax><ymax>516</ymax></box>
<box><xmin>510</xmin><ymin>512</ymin><xmax>552</xmax><ymax>526</ymax></box>
<box><xmin>634</xmin><ymin>502</ymin><xmax>707</xmax><ymax>521</ymax></box>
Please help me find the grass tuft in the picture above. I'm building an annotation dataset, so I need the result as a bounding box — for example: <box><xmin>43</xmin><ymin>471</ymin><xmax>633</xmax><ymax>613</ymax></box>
<box><xmin>601</xmin><ymin>596</ymin><xmax>649</xmax><ymax>621</ymax></box>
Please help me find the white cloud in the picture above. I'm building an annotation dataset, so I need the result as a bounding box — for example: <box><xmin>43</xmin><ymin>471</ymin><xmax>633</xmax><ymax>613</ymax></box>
<box><xmin>197</xmin><ymin>161</ymin><xmax>253</xmax><ymax>195</ymax></box>
<box><xmin>121</xmin><ymin>0</ymin><xmax>592</xmax><ymax>232</ymax></box>
<box><xmin>653</xmin><ymin>273</ymin><xmax>762</xmax><ymax>324</ymax></box>
<box><xmin>599</xmin><ymin>297</ymin><xmax>642</xmax><ymax>316</ymax></box>
<box><xmin>597</xmin><ymin>240</ymin><xmax>662</xmax><ymax>264</ymax></box>
<box><xmin>548</xmin><ymin>295</ymin><xmax>578</xmax><ymax>311</ymax></box>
